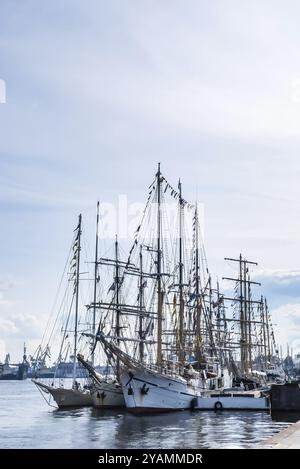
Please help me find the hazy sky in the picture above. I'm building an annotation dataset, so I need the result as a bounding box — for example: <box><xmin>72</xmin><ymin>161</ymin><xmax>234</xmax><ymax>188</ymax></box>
<box><xmin>1</xmin><ymin>1</ymin><xmax>300</xmax><ymax>361</ymax></box>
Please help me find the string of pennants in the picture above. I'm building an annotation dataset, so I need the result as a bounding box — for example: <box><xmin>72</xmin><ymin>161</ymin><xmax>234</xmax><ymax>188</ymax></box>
<box><xmin>70</xmin><ymin>224</ymin><xmax>80</xmax><ymax>295</ymax></box>
<box><xmin>266</xmin><ymin>308</ymin><xmax>276</xmax><ymax>349</ymax></box>
<box><xmin>115</xmin><ymin>172</ymin><xmax>196</xmax><ymax>290</ymax></box>
<box><xmin>231</xmin><ymin>304</ymin><xmax>236</xmax><ymax>331</ymax></box>
<box><xmin>161</xmin><ymin>175</ymin><xmax>194</xmax><ymax>210</ymax></box>
<box><xmin>121</xmin><ymin>179</ymin><xmax>158</xmax><ymax>280</ymax></box>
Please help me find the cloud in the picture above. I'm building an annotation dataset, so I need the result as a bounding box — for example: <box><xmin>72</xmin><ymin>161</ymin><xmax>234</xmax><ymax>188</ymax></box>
<box><xmin>270</xmin><ymin>302</ymin><xmax>300</xmax><ymax>354</ymax></box>
<box><xmin>0</xmin><ymin>276</ymin><xmax>44</xmax><ymax>355</ymax></box>
<box><xmin>254</xmin><ymin>268</ymin><xmax>300</xmax><ymax>301</ymax></box>
<box><xmin>0</xmin><ymin>300</ymin><xmax>43</xmax><ymax>340</ymax></box>
<box><xmin>0</xmin><ymin>317</ymin><xmax>18</xmax><ymax>334</ymax></box>
<box><xmin>2</xmin><ymin>1</ymin><xmax>300</xmax><ymax>359</ymax></box>
<box><xmin>256</xmin><ymin>268</ymin><xmax>300</xmax><ymax>282</ymax></box>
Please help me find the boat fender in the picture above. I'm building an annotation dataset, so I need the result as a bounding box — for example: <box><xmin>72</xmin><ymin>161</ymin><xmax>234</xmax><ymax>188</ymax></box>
<box><xmin>214</xmin><ymin>401</ymin><xmax>223</xmax><ymax>411</ymax></box>
<box><xmin>190</xmin><ymin>397</ymin><xmax>198</xmax><ymax>410</ymax></box>
<box><xmin>140</xmin><ymin>383</ymin><xmax>149</xmax><ymax>395</ymax></box>
<box><xmin>128</xmin><ymin>385</ymin><xmax>134</xmax><ymax>396</ymax></box>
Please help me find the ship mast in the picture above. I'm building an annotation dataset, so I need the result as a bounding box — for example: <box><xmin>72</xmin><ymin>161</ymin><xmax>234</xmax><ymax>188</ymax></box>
<box><xmin>178</xmin><ymin>179</ymin><xmax>185</xmax><ymax>363</ymax></box>
<box><xmin>194</xmin><ymin>204</ymin><xmax>202</xmax><ymax>366</ymax></box>
<box><xmin>115</xmin><ymin>235</ymin><xmax>121</xmax><ymax>376</ymax></box>
<box><xmin>73</xmin><ymin>213</ymin><xmax>81</xmax><ymax>387</ymax></box>
<box><xmin>259</xmin><ymin>296</ymin><xmax>266</xmax><ymax>368</ymax></box>
<box><xmin>92</xmin><ymin>201</ymin><xmax>100</xmax><ymax>366</ymax></box>
<box><xmin>156</xmin><ymin>163</ymin><xmax>163</xmax><ymax>366</ymax></box>
<box><xmin>139</xmin><ymin>245</ymin><xmax>144</xmax><ymax>362</ymax></box>
<box><xmin>223</xmin><ymin>254</ymin><xmax>260</xmax><ymax>375</ymax></box>
<box><xmin>239</xmin><ymin>254</ymin><xmax>247</xmax><ymax>372</ymax></box>
<box><xmin>216</xmin><ymin>280</ymin><xmax>222</xmax><ymax>360</ymax></box>
<box><xmin>246</xmin><ymin>268</ymin><xmax>253</xmax><ymax>371</ymax></box>
<box><xmin>264</xmin><ymin>297</ymin><xmax>271</xmax><ymax>365</ymax></box>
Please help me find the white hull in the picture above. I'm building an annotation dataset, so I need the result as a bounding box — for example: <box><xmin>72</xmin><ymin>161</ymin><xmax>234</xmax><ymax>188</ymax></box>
<box><xmin>195</xmin><ymin>395</ymin><xmax>270</xmax><ymax>410</ymax></box>
<box><xmin>91</xmin><ymin>381</ymin><xmax>125</xmax><ymax>408</ymax></box>
<box><xmin>120</xmin><ymin>367</ymin><xmax>199</xmax><ymax>412</ymax></box>
<box><xmin>33</xmin><ymin>380</ymin><xmax>92</xmax><ymax>408</ymax></box>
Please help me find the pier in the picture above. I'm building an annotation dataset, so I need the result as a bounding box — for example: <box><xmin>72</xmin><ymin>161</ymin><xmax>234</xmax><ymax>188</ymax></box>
<box><xmin>261</xmin><ymin>420</ymin><xmax>300</xmax><ymax>449</ymax></box>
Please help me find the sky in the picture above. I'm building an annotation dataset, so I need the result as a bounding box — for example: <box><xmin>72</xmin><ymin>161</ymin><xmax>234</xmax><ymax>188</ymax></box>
<box><xmin>1</xmin><ymin>0</ymin><xmax>300</xmax><ymax>361</ymax></box>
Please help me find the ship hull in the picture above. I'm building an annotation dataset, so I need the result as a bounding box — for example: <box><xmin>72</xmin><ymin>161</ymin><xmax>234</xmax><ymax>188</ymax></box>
<box><xmin>91</xmin><ymin>381</ymin><xmax>125</xmax><ymax>408</ymax></box>
<box><xmin>0</xmin><ymin>373</ymin><xmax>25</xmax><ymax>381</ymax></box>
<box><xmin>120</xmin><ymin>367</ymin><xmax>199</xmax><ymax>412</ymax></box>
<box><xmin>270</xmin><ymin>382</ymin><xmax>300</xmax><ymax>411</ymax></box>
<box><xmin>28</xmin><ymin>372</ymin><xmax>55</xmax><ymax>379</ymax></box>
<box><xmin>32</xmin><ymin>380</ymin><xmax>92</xmax><ymax>408</ymax></box>
<box><xmin>194</xmin><ymin>394</ymin><xmax>269</xmax><ymax>410</ymax></box>
<box><xmin>0</xmin><ymin>364</ymin><xmax>28</xmax><ymax>380</ymax></box>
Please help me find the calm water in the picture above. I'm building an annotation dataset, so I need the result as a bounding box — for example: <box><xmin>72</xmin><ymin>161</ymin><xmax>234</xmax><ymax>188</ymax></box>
<box><xmin>0</xmin><ymin>380</ymin><xmax>297</xmax><ymax>449</ymax></box>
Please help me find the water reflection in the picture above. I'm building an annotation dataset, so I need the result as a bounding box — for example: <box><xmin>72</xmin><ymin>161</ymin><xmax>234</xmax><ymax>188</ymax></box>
<box><xmin>271</xmin><ymin>411</ymin><xmax>300</xmax><ymax>423</ymax></box>
<box><xmin>90</xmin><ymin>407</ymin><xmax>127</xmax><ymax>419</ymax></box>
<box><xmin>87</xmin><ymin>409</ymin><xmax>291</xmax><ymax>449</ymax></box>
<box><xmin>52</xmin><ymin>407</ymin><xmax>86</xmax><ymax>419</ymax></box>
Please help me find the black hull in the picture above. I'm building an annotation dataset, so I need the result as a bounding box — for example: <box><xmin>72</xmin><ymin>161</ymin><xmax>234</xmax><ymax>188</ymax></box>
<box><xmin>271</xmin><ymin>382</ymin><xmax>300</xmax><ymax>411</ymax></box>
<box><xmin>28</xmin><ymin>373</ymin><xmax>55</xmax><ymax>379</ymax></box>
<box><xmin>0</xmin><ymin>374</ymin><xmax>27</xmax><ymax>381</ymax></box>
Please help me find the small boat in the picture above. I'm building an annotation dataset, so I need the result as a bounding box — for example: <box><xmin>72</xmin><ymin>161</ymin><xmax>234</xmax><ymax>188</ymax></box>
<box><xmin>32</xmin><ymin>379</ymin><xmax>92</xmax><ymax>407</ymax></box>
<box><xmin>193</xmin><ymin>389</ymin><xmax>270</xmax><ymax>411</ymax></box>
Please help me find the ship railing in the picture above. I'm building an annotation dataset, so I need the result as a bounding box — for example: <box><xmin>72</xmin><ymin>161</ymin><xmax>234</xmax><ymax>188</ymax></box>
<box><xmin>143</xmin><ymin>362</ymin><xmax>190</xmax><ymax>381</ymax></box>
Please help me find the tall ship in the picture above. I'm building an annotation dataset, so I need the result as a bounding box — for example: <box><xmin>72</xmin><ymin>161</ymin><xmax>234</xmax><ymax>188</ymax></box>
<box><xmin>32</xmin><ymin>164</ymin><xmax>281</xmax><ymax>412</ymax></box>
<box><xmin>33</xmin><ymin>215</ymin><xmax>92</xmax><ymax>407</ymax></box>
<box><xmin>91</xmin><ymin>164</ymin><xmax>233</xmax><ymax>411</ymax></box>
<box><xmin>90</xmin><ymin>164</ymin><xmax>279</xmax><ymax>412</ymax></box>
<box><xmin>76</xmin><ymin>202</ymin><xmax>125</xmax><ymax>408</ymax></box>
